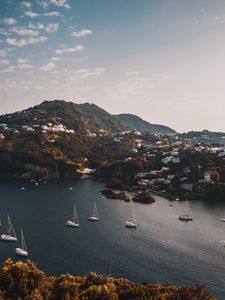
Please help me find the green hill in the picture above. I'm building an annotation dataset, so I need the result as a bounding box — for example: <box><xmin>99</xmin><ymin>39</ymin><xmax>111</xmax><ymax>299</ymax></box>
<box><xmin>0</xmin><ymin>100</ymin><xmax>132</xmax><ymax>179</ymax></box>
<box><xmin>116</xmin><ymin>114</ymin><xmax>176</xmax><ymax>134</ymax></box>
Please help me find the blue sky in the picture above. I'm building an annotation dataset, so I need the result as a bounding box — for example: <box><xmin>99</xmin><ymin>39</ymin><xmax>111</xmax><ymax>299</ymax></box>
<box><xmin>0</xmin><ymin>0</ymin><xmax>225</xmax><ymax>132</ymax></box>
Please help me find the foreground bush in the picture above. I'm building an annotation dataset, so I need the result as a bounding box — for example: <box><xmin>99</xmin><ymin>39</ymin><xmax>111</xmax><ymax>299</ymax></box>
<box><xmin>0</xmin><ymin>259</ymin><xmax>218</xmax><ymax>300</ymax></box>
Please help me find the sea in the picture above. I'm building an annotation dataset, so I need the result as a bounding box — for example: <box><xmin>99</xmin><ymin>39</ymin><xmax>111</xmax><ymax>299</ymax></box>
<box><xmin>0</xmin><ymin>179</ymin><xmax>225</xmax><ymax>299</ymax></box>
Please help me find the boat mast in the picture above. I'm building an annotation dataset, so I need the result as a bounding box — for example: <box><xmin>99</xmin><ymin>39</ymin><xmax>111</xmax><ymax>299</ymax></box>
<box><xmin>94</xmin><ymin>202</ymin><xmax>98</xmax><ymax>218</ymax></box>
<box><xmin>7</xmin><ymin>215</ymin><xmax>12</xmax><ymax>236</ymax></box>
<box><xmin>7</xmin><ymin>215</ymin><xmax>16</xmax><ymax>238</ymax></box>
<box><xmin>74</xmin><ymin>204</ymin><xmax>79</xmax><ymax>224</ymax></box>
<box><xmin>21</xmin><ymin>229</ymin><xmax>27</xmax><ymax>252</ymax></box>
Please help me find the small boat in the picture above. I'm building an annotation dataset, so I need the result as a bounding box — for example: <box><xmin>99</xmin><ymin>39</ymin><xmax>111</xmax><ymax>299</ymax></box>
<box><xmin>125</xmin><ymin>204</ymin><xmax>137</xmax><ymax>228</ymax></box>
<box><xmin>220</xmin><ymin>218</ymin><xmax>225</xmax><ymax>222</ymax></box>
<box><xmin>16</xmin><ymin>229</ymin><xmax>28</xmax><ymax>257</ymax></box>
<box><xmin>179</xmin><ymin>215</ymin><xmax>193</xmax><ymax>221</ymax></box>
<box><xmin>88</xmin><ymin>202</ymin><xmax>99</xmax><ymax>221</ymax></box>
<box><xmin>1</xmin><ymin>215</ymin><xmax>17</xmax><ymax>242</ymax></box>
<box><xmin>125</xmin><ymin>221</ymin><xmax>137</xmax><ymax>228</ymax></box>
<box><xmin>66</xmin><ymin>204</ymin><xmax>79</xmax><ymax>227</ymax></box>
<box><xmin>179</xmin><ymin>200</ymin><xmax>193</xmax><ymax>222</ymax></box>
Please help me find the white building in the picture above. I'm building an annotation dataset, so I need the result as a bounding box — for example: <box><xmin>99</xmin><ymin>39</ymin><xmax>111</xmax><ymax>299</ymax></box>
<box><xmin>204</xmin><ymin>171</ymin><xmax>212</xmax><ymax>183</ymax></box>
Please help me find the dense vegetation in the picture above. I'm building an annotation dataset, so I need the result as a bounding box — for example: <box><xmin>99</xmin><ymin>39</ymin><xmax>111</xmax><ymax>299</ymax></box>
<box><xmin>0</xmin><ymin>101</ymin><xmax>134</xmax><ymax>179</ymax></box>
<box><xmin>0</xmin><ymin>259</ymin><xmax>218</xmax><ymax>300</ymax></box>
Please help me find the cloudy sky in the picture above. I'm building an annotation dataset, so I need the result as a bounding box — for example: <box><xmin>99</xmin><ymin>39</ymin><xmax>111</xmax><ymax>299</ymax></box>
<box><xmin>0</xmin><ymin>0</ymin><xmax>225</xmax><ymax>132</ymax></box>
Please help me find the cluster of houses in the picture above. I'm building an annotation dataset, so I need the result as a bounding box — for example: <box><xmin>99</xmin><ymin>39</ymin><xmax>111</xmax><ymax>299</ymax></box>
<box><xmin>117</xmin><ymin>132</ymin><xmax>225</xmax><ymax>198</ymax></box>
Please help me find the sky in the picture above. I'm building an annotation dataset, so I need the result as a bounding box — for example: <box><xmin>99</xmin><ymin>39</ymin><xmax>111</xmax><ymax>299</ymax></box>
<box><xmin>0</xmin><ymin>0</ymin><xmax>225</xmax><ymax>133</ymax></box>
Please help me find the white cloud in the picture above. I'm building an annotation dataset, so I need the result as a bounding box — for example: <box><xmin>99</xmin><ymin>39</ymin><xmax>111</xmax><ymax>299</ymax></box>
<box><xmin>1</xmin><ymin>66</ymin><xmax>15</xmax><ymax>73</ymax></box>
<box><xmin>162</xmin><ymin>73</ymin><xmax>175</xmax><ymax>79</ymax></box>
<box><xmin>125</xmin><ymin>71</ymin><xmax>139</xmax><ymax>76</ymax></box>
<box><xmin>45</xmin><ymin>23</ymin><xmax>59</xmax><ymax>32</ymax></box>
<box><xmin>55</xmin><ymin>45</ymin><xmax>83</xmax><ymax>54</ymax></box>
<box><xmin>70</xmin><ymin>29</ymin><xmax>92</xmax><ymax>37</ymax></box>
<box><xmin>51</xmin><ymin>56</ymin><xmax>60</xmax><ymax>61</ymax></box>
<box><xmin>17</xmin><ymin>58</ymin><xmax>30</xmax><ymax>64</ymax></box>
<box><xmin>12</xmin><ymin>26</ymin><xmax>39</xmax><ymax>36</ymax></box>
<box><xmin>18</xmin><ymin>64</ymin><xmax>33</xmax><ymax>70</ymax></box>
<box><xmin>34</xmin><ymin>85</ymin><xmax>44</xmax><ymax>90</ymax></box>
<box><xmin>24</xmin><ymin>11</ymin><xmax>39</xmax><ymax>17</ymax></box>
<box><xmin>44</xmin><ymin>11</ymin><xmax>61</xmax><ymax>17</ymax></box>
<box><xmin>28</xmin><ymin>22</ymin><xmax>45</xmax><ymax>30</ymax></box>
<box><xmin>6</xmin><ymin>36</ymin><xmax>47</xmax><ymax>47</ymax></box>
<box><xmin>0</xmin><ymin>49</ymin><xmax>7</xmax><ymax>57</ymax></box>
<box><xmin>40</xmin><ymin>62</ymin><xmax>55</xmax><ymax>71</ymax></box>
<box><xmin>0</xmin><ymin>28</ymin><xmax>11</xmax><ymax>36</ymax></box>
<box><xmin>37</xmin><ymin>1</ymin><xmax>49</xmax><ymax>9</ymax></box>
<box><xmin>21</xmin><ymin>1</ymin><xmax>32</xmax><ymax>9</ymax></box>
<box><xmin>38</xmin><ymin>0</ymin><xmax>70</xmax><ymax>9</ymax></box>
<box><xmin>49</xmin><ymin>0</ymin><xmax>70</xmax><ymax>9</ymax></box>
<box><xmin>3</xmin><ymin>18</ymin><xmax>17</xmax><ymax>25</ymax></box>
<box><xmin>0</xmin><ymin>59</ymin><xmax>10</xmax><ymax>65</ymax></box>
<box><xmin>71</xmin><ymin>67</ymin><xmax>105</xmax><ymax>79</ymax></box>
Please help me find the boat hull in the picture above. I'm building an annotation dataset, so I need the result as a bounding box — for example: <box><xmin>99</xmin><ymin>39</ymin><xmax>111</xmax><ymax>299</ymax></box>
<box><xmin>16</xmin><ymin>248</ymin><xmax>28</xmax><ymax>257</ymax></box>
<box><xmin>88</xmin><ymin>216</ymin><xmax>99</xmax><ymax>221</ymax></box>
<box><xmin>125</xmin><ymin>221</ymin><xmax>137</xmax><ymax>228</ymax></box>
<box><xmin>179</xmin><ymin>215</ymin><xmax>193</xmax><ymax>221</ymax></box>
<box><xmin>1</xmin><ymin>234</ymin><xmax>17</xmax><ymax>242</ymax></box>
<box><xmin>66</xmin><ymin>221</ymin><xmax>79</xmax><ymax>227</ymax></box>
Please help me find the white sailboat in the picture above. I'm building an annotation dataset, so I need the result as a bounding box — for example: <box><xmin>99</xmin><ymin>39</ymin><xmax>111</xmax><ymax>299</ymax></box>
<box><xmin>125</xmin><ymin>204</ymin><xmax>137</xmax><ymax>228</ymax></box>
<box><xmin>88</xmin><ymin>202</ymin><xmax>99</xmax><ymax>221</ymax></box>
<box><xmin>179</xmin><ymin>200</ymin><xmax>193</xmax><ymax>221</ymax></box>
<box><xmin>16</xmin><ymin>229</ymin><xmax>28</xmax><ymax>257</ymax></box>
<box><xmin>1</xmin><ymin>215</ymin><xmax>17</xmax><ymax>242</ymax></box>
<box><xmin>66</xmin><ymin>204</ymin><xmax>79</xmax><ymax>227</ymax></box>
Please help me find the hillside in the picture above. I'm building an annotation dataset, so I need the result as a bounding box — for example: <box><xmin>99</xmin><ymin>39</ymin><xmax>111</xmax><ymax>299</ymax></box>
<box><xmin>0</xmin><ymin>100</ymin><xmax>134</xmax><ymax>179</ymax></box>
<box><xmin>0</xmin><ymin>259</ymin><xmax>218</xmax><ymax>300</ymax></box>
<box><xmin>0</xmin><ymin>100</ymin><xmax>128</xmax><ymax>133</ymax></box>
<box><xmin>116</xmin><ymin>114</ymin><xmax>176</xmax><ymax>134</ymax></box>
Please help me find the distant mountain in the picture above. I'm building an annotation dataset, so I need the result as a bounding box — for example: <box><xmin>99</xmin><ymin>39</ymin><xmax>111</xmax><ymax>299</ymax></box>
<box><xmin>116</xmin><ymin>113</ymin><xmax>176</xmax><ymax>134</ymax></box>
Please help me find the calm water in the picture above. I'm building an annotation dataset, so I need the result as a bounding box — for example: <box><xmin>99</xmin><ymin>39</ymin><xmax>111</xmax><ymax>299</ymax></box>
<box><xmin>0</xmin><ymin>179</ymin><xmax>225</xmax><ymax>298</ymax></box>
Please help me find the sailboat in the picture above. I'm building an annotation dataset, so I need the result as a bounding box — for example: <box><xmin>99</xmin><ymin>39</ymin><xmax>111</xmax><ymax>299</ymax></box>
<box><xmin>1</xmin><ymin>215</ymin><xmax>17</xmax><ymax>242</ymax></box>
<box><xmin>16</xmin><ymin>229</ymin><xmax>28</xmax><ymax>257</ymax></box>
<box><xmin>179</xmin><ymin>200</ymin><xmax>193</xmax><ymax>221</ymax></box>
<box><xmin>125</xmin><ymin>204</ymin><xmax>137</xmax><ymax>228</ymax></box>
<box><xmin>88</xmin><ymin>202</ymin><xmax>99</xmax><ymax>221</ymax></box>
<box><xmin>66</xmin><ymin>204</ymin><xmax>79</xmax><ymax>227</ymax></box>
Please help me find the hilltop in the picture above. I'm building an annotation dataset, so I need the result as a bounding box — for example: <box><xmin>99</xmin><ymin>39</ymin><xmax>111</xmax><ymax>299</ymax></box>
<box><xmin>0</xmin><ymin>100</ymin><xmax>128</xmax><ymax>133</ymax></box>
<box><xmin>116</xmin><ymin>113</ymin><xmax>176</xmax><ymax>134</ymax></box>
<box><xmin>0</xmin><ymin>100</ymin><xmax>175</xmax><ymax>179</ymax></box>
<box><xmin>0</xmin><ymin>259</ymin><xmax>218</xmax><ymax>300</ymax></box>
<box><xmin>0</xmin><ymin>100</ymin><xmax>134</xmax><ymax>179</ymax></box>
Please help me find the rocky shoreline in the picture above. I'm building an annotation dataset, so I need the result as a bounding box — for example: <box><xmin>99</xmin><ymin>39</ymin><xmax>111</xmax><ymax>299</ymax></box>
<box><xmin>101</xmin><ymin>189</ymin><xmax>155</xmax><ymax>204</ymax></box>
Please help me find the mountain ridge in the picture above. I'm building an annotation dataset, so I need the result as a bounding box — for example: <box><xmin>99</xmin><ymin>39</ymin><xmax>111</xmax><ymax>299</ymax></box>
<box><xmin>116</xmin><ymin>113</ymin><xmax>176</xmax><ymax>134</ymax></box>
